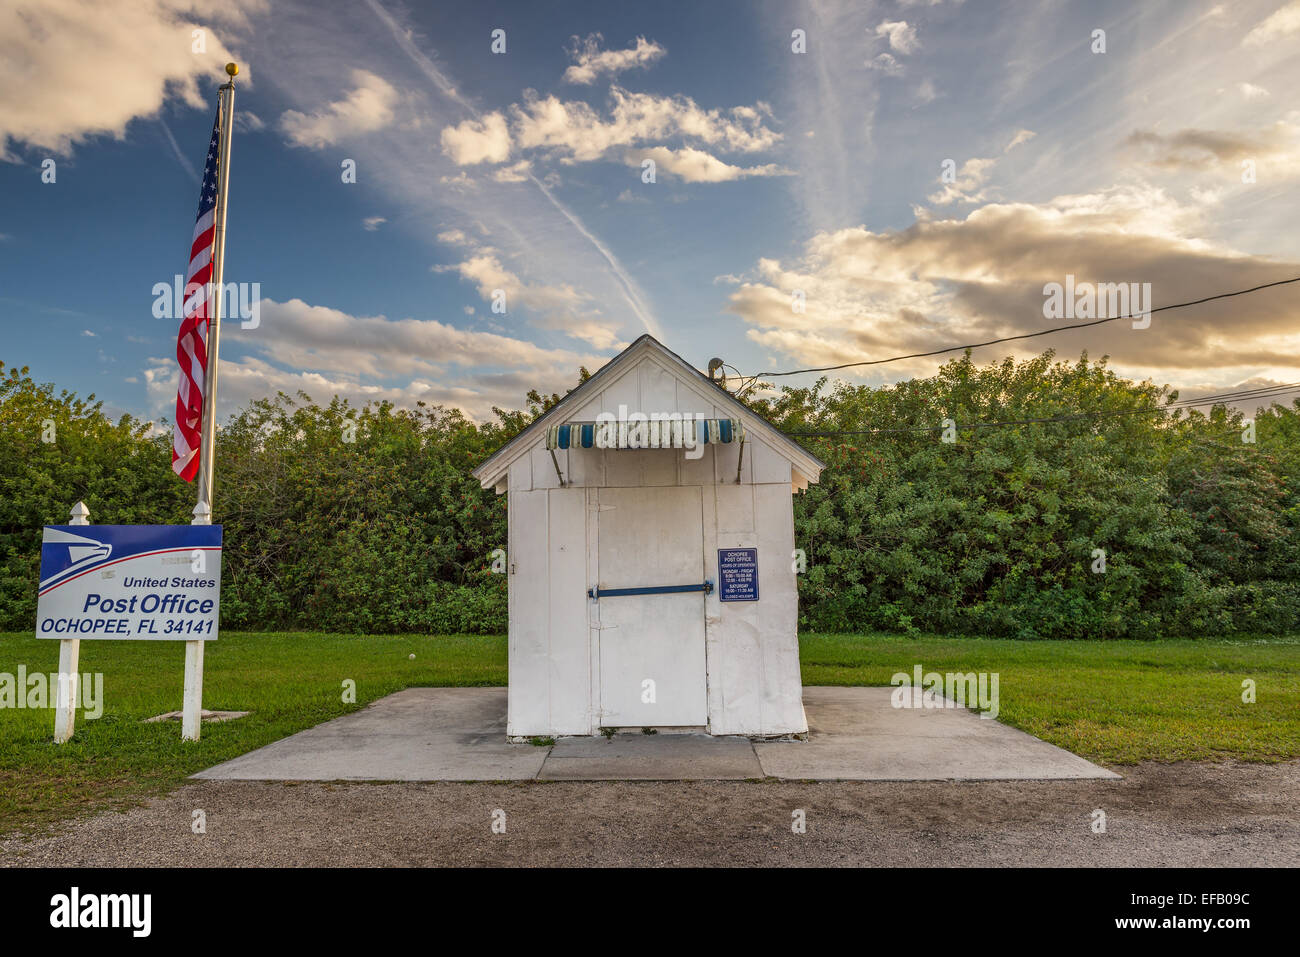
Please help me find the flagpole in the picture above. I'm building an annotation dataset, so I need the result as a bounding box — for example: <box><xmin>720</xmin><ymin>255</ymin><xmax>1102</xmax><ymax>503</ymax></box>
<box><xmin>196</xmin><ymin>62</ymin><xmax>238</xmax><ymax>515</ymax></box>
<box><xmin>184</xmin><ymin>61</ymin><xmax>237</xmax><ymax>744</ymax></box>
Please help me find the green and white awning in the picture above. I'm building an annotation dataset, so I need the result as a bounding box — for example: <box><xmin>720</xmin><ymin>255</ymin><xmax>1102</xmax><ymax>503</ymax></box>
<box><xmin>545</xmin><ymin>418</ymin><xmax>744</xmax><ymax>451</ymax></box>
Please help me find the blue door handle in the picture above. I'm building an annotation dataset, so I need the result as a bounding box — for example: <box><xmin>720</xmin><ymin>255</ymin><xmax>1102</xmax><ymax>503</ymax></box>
<box><xmin>588</xmin><ymin>581</ymin><xmax>714</xmax><ymax>599</ymax></box>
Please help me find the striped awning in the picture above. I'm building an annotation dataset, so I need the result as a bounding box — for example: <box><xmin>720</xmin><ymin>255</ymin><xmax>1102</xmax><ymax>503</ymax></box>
<box><xmin>545</xmin><ymin>418</ymin><xmax>744</xmax><ymax>451</ymax></box>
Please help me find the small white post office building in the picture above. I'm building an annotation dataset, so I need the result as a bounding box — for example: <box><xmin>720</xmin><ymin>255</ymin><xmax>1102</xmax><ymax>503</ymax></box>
<box><xmin>473</xmin><ymin>335</ymin><xmax>824</xmax><ymax>738</ymax></box>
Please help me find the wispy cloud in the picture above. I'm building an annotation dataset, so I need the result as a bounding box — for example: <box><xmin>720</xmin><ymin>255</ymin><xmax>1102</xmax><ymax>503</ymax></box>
<box><xmin>625</xmin><ymin>146</ymin><xmax>793</xmax><ymax>183</ymax></box>
<box><xmin>280</xmin><ymin>69</ymin><xmax>400</xmax><ymax>148</ymax></box>
<box><xmin>1242</xmin><ymin>0</ymin><xmax>1300</xmax><ymax>46</ymax></box>
<box><xmin>927</xmin><ymin>129</ymin><xmax>1034</xmax><ymax>205</ymax></box>
<box><xmin>158</xmin><ymin>118</ymin><xmax>200</xmax><ymax>183</ymax></box>
<box><xmin>357</xmin><ymin>0</ymin><xmax>663</xmax><ymax>339</ymax></box>
<box><xmin>563</xmin><ymin>34</ymin><xmax>665</xmax><ymax>85</ymax></box>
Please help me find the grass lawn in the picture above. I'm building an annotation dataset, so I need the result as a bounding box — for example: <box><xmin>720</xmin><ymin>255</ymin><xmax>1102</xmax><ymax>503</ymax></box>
<box><xmin>0</xmin><ymin>630</ymin><xmax>1297</xmax><ymax>838</ymax></box>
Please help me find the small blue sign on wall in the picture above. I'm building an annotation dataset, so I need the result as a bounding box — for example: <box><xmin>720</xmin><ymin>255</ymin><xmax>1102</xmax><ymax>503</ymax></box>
<box><xmin>717</xmin><ymin>548</ymin><xmax>759</xmax><ymax>602</ymax></box>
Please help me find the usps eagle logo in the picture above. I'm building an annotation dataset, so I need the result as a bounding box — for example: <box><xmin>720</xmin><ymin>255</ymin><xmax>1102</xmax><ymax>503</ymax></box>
<box><xmin>39</xmin><ymin>529</ymin><xmax>114</xmax><ymax>594</ymax></box>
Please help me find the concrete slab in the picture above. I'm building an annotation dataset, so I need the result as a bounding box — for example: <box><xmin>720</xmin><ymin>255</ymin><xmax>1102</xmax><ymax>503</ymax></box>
<box><xmin>539</xmin><ymin>734</ymin><xmax>762</xmax><ymax>780</ymax></box>
<box><xmin>193</xmin><ymin>685</ymin><xmax>1118</xmax><ymax>782</ymax></box>
<box><xmin>754</xmin><ymin>687</ymin><xmax>1120</xmax><ymax>780</ymax></box>
<box><xmin>144</xmin><ymin>709</ymin><xmax>250</xmax><ymax>724</ymax></box>
<box><xmin>193</xmin><ymin>688</ymin><xmax>548</xmax><ymax>781</ymax></box>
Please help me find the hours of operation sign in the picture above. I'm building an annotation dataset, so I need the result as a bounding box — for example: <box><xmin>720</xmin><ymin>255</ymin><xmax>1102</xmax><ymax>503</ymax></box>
<box><xmin>717</xmin><ymin>548</ymin><xmax>759</xmax><ymax>602</ymax></box>
<box><xmin>36</xmin><ymin>525</ymin><xmax>223</xmax><ymax>640</ymax></box>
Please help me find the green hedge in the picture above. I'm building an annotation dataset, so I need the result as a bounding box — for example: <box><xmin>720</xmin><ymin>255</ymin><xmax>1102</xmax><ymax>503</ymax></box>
<box><xmin>2</xmin><ymin>352</ymin><xmax>1297</xmax><ymax>638</ymax></box>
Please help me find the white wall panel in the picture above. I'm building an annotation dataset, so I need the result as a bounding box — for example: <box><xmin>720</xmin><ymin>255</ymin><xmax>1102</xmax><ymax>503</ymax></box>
<box><xmin>751</xmin><ymin>438</ymin><xmax>792</xmax><ymax>485</ymax></box>
<box><xmin>678</xmin><ymin>444</ymin><xmax>714</xmax><ymax>485</ymax></box>
<box><xmin>566</xmin><ymin>445</ymin><xmax>604</xmax><ymax>487</ymax></box>
<box><xmin>530</xmin><ymin>445</ymin><xmax>565</xmax><ymax>489</ymax></box>
<box><xmin>507</xmin><ymin>489</ymin><xmax>549</xmax><ymax>736</ymax></box>
<box><xmin>547</xmin><ymin>487</ymin><xmax>590</xmax><ymax>734</ymax></box>
<box><xmin>600</xmin><ymin>366</ymin><xmax>640</xmax><ymax>416</ymax></box>
<box><xmin>603</xmin><ymin>446</ymin><xmax>642</xmax><ymax>488</ymax></box>
<box><xmin>640</xmin><ymin>359</ymin><xmax>678</xmax><ymax>414</ymax></box>
<box><xmin>713</xmin><ymin>431</ymin><xmax>752</xmax><ymax>485</ymax></box>
<box><xmin>715</xmin><ymin>484</ymin><xmax>755</xmax><ymax>534</ymax></box>
<box><xmin>753</xmin><ymin>483</ymin><xmax>806</xmax><ymax>734</ymax></box>
<box><xmin>508</xmin><ymin>454</ymin><xmax>532</xmax><ymax>492</ymax></box>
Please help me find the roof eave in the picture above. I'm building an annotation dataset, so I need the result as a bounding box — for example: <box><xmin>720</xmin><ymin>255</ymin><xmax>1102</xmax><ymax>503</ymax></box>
<box><xmin>471</xmin><ymin>335</ymin><xmax>827</xmax><ymax>488</ymax></box>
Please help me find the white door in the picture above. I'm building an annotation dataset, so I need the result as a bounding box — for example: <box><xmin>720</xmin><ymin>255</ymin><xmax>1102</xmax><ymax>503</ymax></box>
<box><xmin>596</xmin><ymin>485</ymin><xmax>708</xmax><ymax>727</ymax></box>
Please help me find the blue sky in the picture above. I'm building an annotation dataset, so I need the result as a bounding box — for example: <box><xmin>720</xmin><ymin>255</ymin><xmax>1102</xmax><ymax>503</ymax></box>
<box><xmin>3</xmin><ymin>0</ymin><xmax>1299</xmax><ymax>424</ymax></box>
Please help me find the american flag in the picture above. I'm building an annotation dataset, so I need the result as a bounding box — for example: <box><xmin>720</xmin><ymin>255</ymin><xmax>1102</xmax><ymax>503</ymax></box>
<box><xmin>172</xmin><ymin>110</ymin><xmax>222</xmax><ymax>481</ymax></box>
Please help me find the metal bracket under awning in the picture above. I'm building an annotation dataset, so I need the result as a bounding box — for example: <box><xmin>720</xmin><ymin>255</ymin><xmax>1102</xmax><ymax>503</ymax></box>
<box><xmin>588</xmin><ymin>581</ymin><xmax>714</xmax><ymax>600</ymax></box>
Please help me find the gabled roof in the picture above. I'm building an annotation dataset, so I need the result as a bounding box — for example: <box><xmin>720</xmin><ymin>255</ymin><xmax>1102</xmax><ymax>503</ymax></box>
<box><xmin>472</xmin><ymin>334</ymin><xmax>826</xmax><ymax>489</ymax></box>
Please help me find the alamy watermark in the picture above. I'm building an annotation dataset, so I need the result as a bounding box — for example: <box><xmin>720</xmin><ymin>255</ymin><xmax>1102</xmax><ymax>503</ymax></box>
<box><xmin>592</xmin><ymin>405</ymin><xmax>712</xmax><ymax>460</ymax></box>
<box><xmin>0</xmin><ymin>667</ymin><xmax>103</xmax><ymax>718</ymax></box>
<box><xmin>50</xmin><ymin>887</ymin><xmax>150</xmax><ymax>937</ymax></box>
<box><xmin>1043</xmin><ymin>274</ymin><xmax>1152</xmax><ymax>329</ymax></box>
<box><xmin>890</xmin><ymin>664</ymin><xmax>1000</xmax><ymax>719</ymax></box>
<box><xmin>152</xmin><ymin>275</ymin><xmax>261</xmax><ymax>329</ymax></box>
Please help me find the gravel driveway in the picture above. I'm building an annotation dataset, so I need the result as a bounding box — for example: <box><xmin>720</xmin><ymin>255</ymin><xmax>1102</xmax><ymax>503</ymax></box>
<box><xmin>2</xmin><ymin>760</ymin><xmax>1296</xmax><ymax>867</ymax></box>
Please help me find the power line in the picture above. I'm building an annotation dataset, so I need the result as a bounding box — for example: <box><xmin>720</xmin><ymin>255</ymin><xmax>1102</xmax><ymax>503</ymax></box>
<box><xmin>741</xmin><ymin>275</ymin><xmax>1300</xmax><ymax>384</ymax></box>
<box><xmin>782</xmin><ymin>382</ymin><xmax>1300</xmax><ymax>439</ymax></box>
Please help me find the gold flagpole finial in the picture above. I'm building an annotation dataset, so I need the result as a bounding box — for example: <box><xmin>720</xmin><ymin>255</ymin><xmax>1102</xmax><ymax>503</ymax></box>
<box><xmin>224</xmin><ymin>62</ymin><xmax>238</xmax><ymax>84</ymax></box>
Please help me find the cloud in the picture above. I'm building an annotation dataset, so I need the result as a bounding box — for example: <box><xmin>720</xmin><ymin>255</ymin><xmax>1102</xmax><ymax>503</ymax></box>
<box><xmin>875</xmin><ymin>20</ymin><xmax>920</xmax><ymax>54</ymax></box>
<box><xmin>1242</xmin><ymin>1</ymin><xmax>1300</xmax><ymax>45</ymax></box>
<box><xmin>866</xmin><ymin>53</ymin><xmax>904</xmax><ymax>75</ymax></box>
<box><xmin>279</xmin><ymin>69</ymin><xmax>399</xmax><ymax>148</ymax></box>
<box><xmin>628</xmin><ymin>146</ymin><xmax>793</xmax><ymax>183</ymax></box>
<box><xmin>1005</xmin><ymin>128</ymin><xmax>1036</xmax><ymax>151</ymax></box>
<box><xmin>437</xmin><ymin>228</ymin><xmax>472</xmax><ymax>245</ymax></box>
<box><xmin>440</xmin><ymin>111</ymin><xmax>511</xmax><ymax>164</ymax></box>
<box><xmin>1239</xmin><ymin>82</ymin><xmax>1270</xmax><ymax>100</ymax></box>
<box><xmin>145</xmin><ymin>296</ymin><xmax>606</xmax><ymax>422</ymax></box>
<box><xmin>275</xmin><ymin>0</ymin><xmax>665</xmax><ymax>341</ymax></box>
<box><xmin>563</xmin><ymin>34</ymin><xmax>666</xmax><ymax>85</ymax></box>
<box><xmin>158</xmin><ymin>118</ymin><xmax>200</xmax><ymax>183</ymax></box>
<box><xmin>1125</xmin><ymin>122</ymin><xmax>1300</xmax><ymax>176</ymax></box>
<box><xmin>927</xmin><ymin>130</ymin><xmax>1034</xmax><ymax>205</ymax></box>
<box><xmin>928</xmin><ymin>156</ymin><xmax>998</xmax><ymax>205</ymax></box>
<box><xmin>362</xmin><ymin>216</ymin><xmax>386</xmax><ymax>231</ymax></box>
<box><xmin>507</xmin><ymin>86</ymin><xmax>781</xmax><ymax>164</ymax></box>
<box><xmin>724</xmin><ymin>185</ymin><xmax>1300</xmax><ymax>384</ymax></box>
<box><xmin>492</xmin><ymin>159</ymin><xmax>532</xmax><ymax>183</ymax></box>
<box><xmin>0</xmin><ymin>0</ymin><xmax>262</xmax><ymax>160</ymax></box>
<box><xmin>437</xmin><ymin>251</ymin><xmax>622</xmax><ymax>347</ymax></box>
<box><xmin>234</xmin><ymin>110</ymin><xmax>265</xmax><ymax>132</ymax></box>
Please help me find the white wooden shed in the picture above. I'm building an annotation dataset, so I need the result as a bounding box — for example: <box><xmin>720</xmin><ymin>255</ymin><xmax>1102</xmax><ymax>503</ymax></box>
<box><xmin>472</xmin><ymin>335</ymin><xmax>824</xmax><ymax>738</ymax></box>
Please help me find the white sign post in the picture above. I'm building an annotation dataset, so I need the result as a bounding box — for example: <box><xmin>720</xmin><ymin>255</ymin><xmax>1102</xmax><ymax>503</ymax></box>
<box><xmin>184</xmin><ymin>501</ymin><xmax>212</xmax><ymax>741</ymax></box>
<box><xmin>37</xmin><ymin>502</ymin><xmax>222</xmax><ymax>743</ymax></box>
<box><xmin>52</xmin><ymin>501</ymin><xmax>90</xmax><ymax>743</ymax></box>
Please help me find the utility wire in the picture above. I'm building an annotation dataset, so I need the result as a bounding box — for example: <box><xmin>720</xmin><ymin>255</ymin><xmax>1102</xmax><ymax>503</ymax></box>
<box><xmin>738</xmin><ymin>275</ymin><xmax>1300</xmax><ymax>387</ymax></box>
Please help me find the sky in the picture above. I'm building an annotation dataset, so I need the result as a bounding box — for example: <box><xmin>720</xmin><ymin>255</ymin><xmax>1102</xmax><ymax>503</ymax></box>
<box><xmin>2</xmin><ymin>0</ymin><xmax>1299</xmax><ymax>426</ymax></box>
